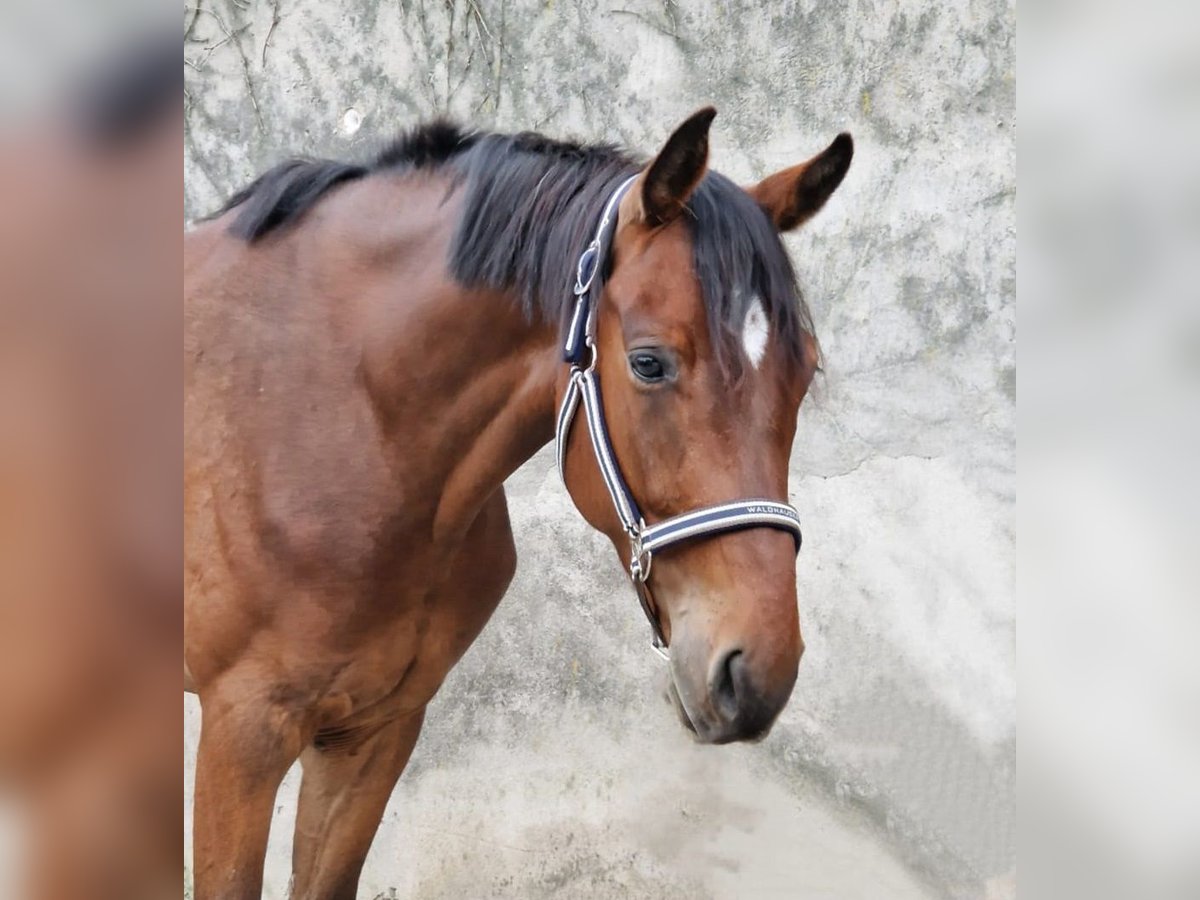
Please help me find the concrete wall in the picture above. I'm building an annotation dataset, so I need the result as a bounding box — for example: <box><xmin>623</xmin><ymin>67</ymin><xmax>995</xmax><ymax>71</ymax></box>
<box><xmin>184</xmin><ymin>1</ymin><xmax>1015</xmax><ymax>897</ymax></box>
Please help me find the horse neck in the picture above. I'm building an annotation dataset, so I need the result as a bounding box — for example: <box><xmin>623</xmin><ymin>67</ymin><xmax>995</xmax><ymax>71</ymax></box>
<box><xmin>368</xmin><ymin>279</ymin><xmax>562</xmax><ymax>543</ymax></box>
<box><xmin>353</xmin><ymin>172</ymin><xmax>586</xmax><ymax>541</ymax></box>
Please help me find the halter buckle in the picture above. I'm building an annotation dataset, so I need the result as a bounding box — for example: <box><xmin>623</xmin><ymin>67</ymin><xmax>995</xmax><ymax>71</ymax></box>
<box><xmin>628</xmin><ymin>527</ymin><xmax>652</xmax><ymax>583</ymax></box>
<box><xmin>573</xmin><ymin>242</ymin><xmax>600</xmax><ymax>296</ymax></box>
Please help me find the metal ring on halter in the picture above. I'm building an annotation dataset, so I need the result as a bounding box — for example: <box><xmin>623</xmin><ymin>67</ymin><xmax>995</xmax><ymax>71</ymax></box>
<box><xmin>629</xmin><ymin>531</ymin><xmax>653</xmax><ymax>583</ymax></box>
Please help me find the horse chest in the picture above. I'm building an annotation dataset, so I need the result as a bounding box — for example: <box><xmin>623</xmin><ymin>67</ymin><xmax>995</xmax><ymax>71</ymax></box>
<box><xmin>184</xmin><ymin>548</ymin><xmax>507</xmax><ymax>742</ymax></box>
<box><xmin>274</xmin><ymin>493</ymin><xmax>517</xmax><ymax>735</ymax></box>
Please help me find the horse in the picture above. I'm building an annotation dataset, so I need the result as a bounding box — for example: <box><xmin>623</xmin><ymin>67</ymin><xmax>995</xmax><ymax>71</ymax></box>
<box><xmin>184</xmin><ymin>106</ymin><xmax>852</xmax><ymax>899</ymax></box>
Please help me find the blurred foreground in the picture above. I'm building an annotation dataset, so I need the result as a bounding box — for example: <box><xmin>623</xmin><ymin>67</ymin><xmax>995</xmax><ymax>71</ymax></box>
<box><xmin>0</xmin><ymin>10</ymin><xmax>179</xmax><ymax>900</ymax></box>
<box><xmin>1022</xmin><ymin>1</ymin><xmax>1200</xmax><ymax>897</ymax></box>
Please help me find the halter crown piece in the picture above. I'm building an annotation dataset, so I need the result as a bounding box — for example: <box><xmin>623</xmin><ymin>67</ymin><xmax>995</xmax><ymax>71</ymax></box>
<box><xmin>555</xmin><ymin>176</ymin><xmax>804</xmax><ymax>659</ymax></box>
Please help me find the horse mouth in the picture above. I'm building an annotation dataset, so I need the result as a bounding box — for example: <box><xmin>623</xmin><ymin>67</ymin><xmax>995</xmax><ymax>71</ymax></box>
<box><xmin>663</xmin><ymin>671</ymin><xmax>776</xmax><ymax>745</ymax></box>
<box><xmin>664</xmin><ymin>677</ymin><xmax>700</xmax><ymax>738</ymax></box>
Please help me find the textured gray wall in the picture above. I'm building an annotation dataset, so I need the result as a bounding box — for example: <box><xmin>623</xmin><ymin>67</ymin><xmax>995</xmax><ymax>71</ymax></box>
<box><xmin>184</xmin><ymin>1</ymin><xmax>1015</xmax><ymax>897</ymax></box>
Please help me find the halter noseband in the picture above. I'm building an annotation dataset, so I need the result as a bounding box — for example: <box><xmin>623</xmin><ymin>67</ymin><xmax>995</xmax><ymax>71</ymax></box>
<box><xmin>555</xmin><ymin>176</ymin><xmax>803</xmax><ymax>658</ymax></box>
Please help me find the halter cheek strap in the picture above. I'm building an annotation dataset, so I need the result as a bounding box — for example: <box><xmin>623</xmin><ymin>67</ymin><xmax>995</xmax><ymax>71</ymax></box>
<box><xmin>555</xmin><ymin>176</ymin><xmax>803</xmax><ymax>657</ymax></box>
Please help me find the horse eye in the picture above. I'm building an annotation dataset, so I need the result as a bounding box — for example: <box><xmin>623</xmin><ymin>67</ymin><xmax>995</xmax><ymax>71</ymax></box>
<box><xmin>629</xmin><ymin>352</ymin><xmax>666</xmax><ymax>382</ymax></box>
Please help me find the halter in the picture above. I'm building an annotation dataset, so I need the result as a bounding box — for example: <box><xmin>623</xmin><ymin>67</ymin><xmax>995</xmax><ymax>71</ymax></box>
<box><xmin>555</xmin><ymin>176</ymin><xmax>803</xmax><ymax>658</ymax></box>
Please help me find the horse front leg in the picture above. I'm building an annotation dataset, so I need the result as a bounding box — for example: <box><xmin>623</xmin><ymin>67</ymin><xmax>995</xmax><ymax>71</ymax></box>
<box><xmin>287</xmin><ymin>488</ymin><xmax>516</xmax><ymax>898</ymax></box>
<box><xmin>289</xmin><ymin>707</ymin><xmax>427</xmax><ymax>900</ymax></box>
<box><xmin>192</xmin><ymin>675</ymin><xmax>309</xmax><ymax>900</ymax></box>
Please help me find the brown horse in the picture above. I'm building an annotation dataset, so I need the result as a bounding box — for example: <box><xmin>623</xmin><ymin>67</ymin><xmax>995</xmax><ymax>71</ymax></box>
<box><xmin>185</xmin><ymin>107</ymin><xmax>851</xmax><ymax>899</ymax></box>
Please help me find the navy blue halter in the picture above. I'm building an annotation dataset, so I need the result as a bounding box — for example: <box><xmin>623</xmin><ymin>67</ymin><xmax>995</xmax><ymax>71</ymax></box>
<box><xmin>555</xmin><ymin>177</ymin><xmax>803</xmax><ymax>657</ymax></box>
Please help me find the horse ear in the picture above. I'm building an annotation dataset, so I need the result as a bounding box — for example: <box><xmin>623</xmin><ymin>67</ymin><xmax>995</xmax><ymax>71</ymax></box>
<box><xmin>627</xmin><ymin>106</ymin><xmax>716</xmax><ymax>227</ymax></box>
<box><xmin>748</xmin><ymin>133</ymin><xmax>853</xmax><ymax>232</ymax></box>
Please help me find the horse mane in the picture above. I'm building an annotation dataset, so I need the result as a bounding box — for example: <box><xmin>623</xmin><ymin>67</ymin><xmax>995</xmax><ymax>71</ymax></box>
<box><xmin>213</xmin><ymin>121</ymin><xmax>814</xmax><ymax>367</ymax></box>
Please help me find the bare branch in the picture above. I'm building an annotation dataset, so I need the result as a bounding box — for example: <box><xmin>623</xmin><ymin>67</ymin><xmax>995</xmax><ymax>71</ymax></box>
<box><xmin>611</xmin><ymin>8</ymin><xmax>678</xmax><ymax>40</ymax></box>
<box><xmin>262</xmin><ymin>0</ymin><xmax>282</xmax><ymax>67</ymax></box>
<box><xmin>184</xmin><ymin>1</ymin><xmax>205</xmax><ymax>42</ymax></box>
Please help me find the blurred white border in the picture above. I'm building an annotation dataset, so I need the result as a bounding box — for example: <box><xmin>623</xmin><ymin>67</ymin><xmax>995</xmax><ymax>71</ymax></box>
<box><xmin>1022</xmin><ymin>1</ymin><xmax>1200</xmax><ymax>896</ymax></box>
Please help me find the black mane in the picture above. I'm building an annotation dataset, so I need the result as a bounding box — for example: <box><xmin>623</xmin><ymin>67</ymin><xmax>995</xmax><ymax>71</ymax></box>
<box><xmin>213</xmin><ymin>121</ymin><xmax>813</xmax><ymax>366</ymax></box>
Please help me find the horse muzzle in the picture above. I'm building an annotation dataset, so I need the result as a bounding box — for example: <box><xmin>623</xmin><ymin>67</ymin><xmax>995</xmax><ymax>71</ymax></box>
<box><xmin>666</xmin><ymin>638</ymin><xmax>801</xmax><ymax>744</ymax></box>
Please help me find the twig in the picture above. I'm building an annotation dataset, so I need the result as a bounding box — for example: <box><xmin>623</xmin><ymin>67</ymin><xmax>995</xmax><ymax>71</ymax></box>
<box><xmin>533</xmin><ymin>104</ymin><xmax>563</xmax><ymax>131</ymax></box>
<box><xmin>445</xmin><ymin>0</ymin><xmax>455</xmax><ymax>111</ymax></box>
<box><xmin>611</xmin><ymin>8</ymin><xmax>678</xmax><ymax>40</ymax></box>
<box><xmin>232</xmin><ymin>33</ymin><xmax>266</xmax><ymax>133</ymax></box>
<box><xmin>262</xmin><ymin>0</ymin><xmax>282</xmax><ymax>67</ymax></box>
<box><xmin>447</xmin><ymin>40</ymin><xmax>478</xmax><ymax>104</ymax></box>
<box><xmin>186</xmin><ymin>22</ymin><xmax>251</xmax><ymax>73</ymax></box>
<box><xmin>491</xmin><ymin>0</ymin><xmax>506</xmax><ymax>117</ymax></box>
<box><xmin>466</xmin><ymin>0</ymin><xmax>493</xmax><ymax>43</ymax></box>
<box><xmin>184</xmin><ymin>1</ymin><xmax>204</xmax><ymax>42</ymax></box>
<box><xmin>409</xmin><ymin>0</ymin><xmax>437</xmax><ymax>108</ymax></box>
<box><xmin>192</xmin><ymin>0</ymin><xmax>264</xmax><ymax>133</ymax></box>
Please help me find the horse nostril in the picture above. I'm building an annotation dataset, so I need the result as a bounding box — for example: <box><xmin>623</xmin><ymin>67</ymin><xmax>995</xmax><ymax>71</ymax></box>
<box><xmin>711</xmin><ymin>649</ymin><xmax>744</xmax><ymax>724</ymax></box>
